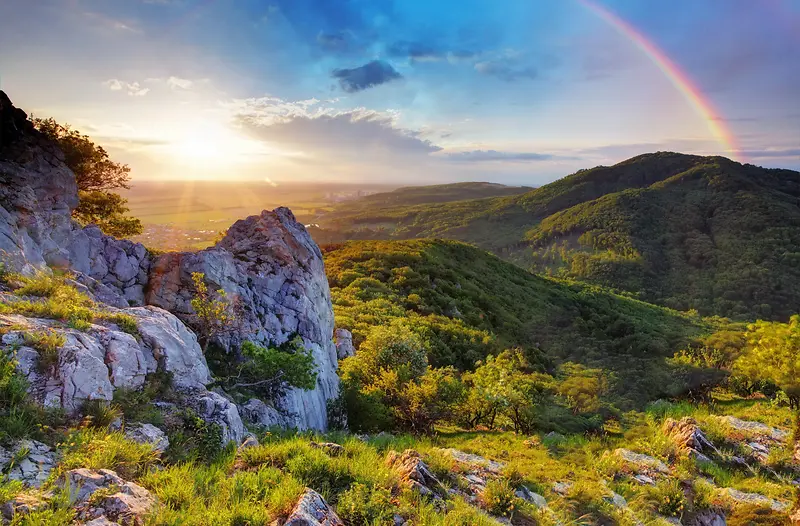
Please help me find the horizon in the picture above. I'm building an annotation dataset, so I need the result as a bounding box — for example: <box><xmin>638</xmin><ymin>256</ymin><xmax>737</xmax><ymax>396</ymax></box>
<box><xmin>1</xmin><ymin>0</ymin><xmax>798</xmax><ymax>186</ymax></box>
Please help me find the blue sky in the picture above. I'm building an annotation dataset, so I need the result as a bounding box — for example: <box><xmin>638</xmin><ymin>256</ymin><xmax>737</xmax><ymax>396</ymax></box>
<box><xmin>0</xmin><ymin>0</ymin><xmax>798</xmax><ymax>184</ymax></box>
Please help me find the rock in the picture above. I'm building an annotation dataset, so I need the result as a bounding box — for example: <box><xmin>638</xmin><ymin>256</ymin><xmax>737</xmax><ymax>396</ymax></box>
<box><xmin>544</xmin><ymin>431</ymin><xmax>565</xmax><ymax>442</ymax></box>
<box><xmin>310</xmin><ymin>442</ymin><xmax>345</xmax><ymax>457</ymax></box>
<box><xmin>720</xmin><ymin>416</ymin><xmax>789</xmax><ymax>442</ymax></box>
<box><xmin>442</xmin><ymin>448</ymin><xmax>505</xmax><ymax>474</ymax></box>
<box><xmin>393</xmin><ymin>513</ymin><xmax>406</xmax><ymax>526</ymax></box>
<box><xmin>386</xmin><ymin>450</ymin><xmax>445</xmax><ymax>497</ymax></box>
<box><xmin>146</xmin><ymin>208</ymin><xmax>340</xmax><ymax>431</ymax></box>
<box><xmin>283</xmin><ymin>488</ymin><xmax>344</xmax><ymax>526</ymax></box>
<box><xmin>124</xmin><ymin>423</ymin><xmax>169</xmax><ymax>453</ymax></box>
<box><xmin>747</xmin><ymin>442</ymin><xmax>770</xmax><ymax>461</ymax></box>
<box><xmin>552</xmin><ymin>481</ymin><xmax>573</xmax><ymax>495</ymax></box>
<box><xmin>515</xmin><ymin>486</ymin><xmax>548</xmax><ymax>509</ymax></box>
<box><xmin>189</xmin><ymin>390</ymin><xmax>246</xmax><ymax>445</ymax></box>
<box><xmin>334</xmin><ymin>328</ymin><xmax>355</xmax><ymax>360</ymax></box>
<box><xmin>127</xmin><ymin>306</ymin><xmax>212</xmax><ymax>389</ymax></box>
<box><xmin>84</xmin><ymin>518</ymin><xmax>122</xmax><ymax>526</ymax></box>
<box><xmin>61</xmin><ymin>468</ymin><xmax>155</xmax><ymax>525</ymax></box>
<box><xmin>615</xmin><ymin>448</ymin><xmax>670</xmax><ymax>475</ymax></box>
<box><xmin>0</xmin><ymin>439</ymin><xmax>57</xmax><ymax>488</ymax></box>
<box><xmin>1</xmin><ymin>493</ymin><xmax>48</xmax><ymax>520</ymax></box>
<box><xmin>240</xmin><ymin>398</ymin><xmax>286</xmax><ymax>428</ymax></box>
<box><xmin>633</xmin><ymin>474</ymin><xmax>656</xmax><ymax>486</ymax></box>
<box><xmin>238</xmin><ymin>434</ymin><xmax>260</xmax><ymax>451</ymax></box>
<box><xmin>722</xmin><ymin>487</ymin><xmax>789</xmax><ymax>512</ymax></box>
<box><xmin>690</xmin><ymin>510</ymin><xmax>726</xmax><ymax>526</ymax></box>
<box><xmin>1</xmin><ymin>308</ymin><xmax>212</xmax><ymax>414</ymax></box>
<box><xmin>663</xmin><ymin>418</ymin><xmax>719</xmax><ymax>457</ymax></box>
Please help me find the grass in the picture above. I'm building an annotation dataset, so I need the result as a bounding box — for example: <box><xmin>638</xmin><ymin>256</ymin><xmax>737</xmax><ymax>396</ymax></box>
<box><xmin>23</xmin><ymin>329</ymin><xmax>66</xmax><ymax>374</ymax></box>
<box><xmin>0</xmin><ymin>272</ymin><xmax>140</xmax><ymax>337</ymax></box>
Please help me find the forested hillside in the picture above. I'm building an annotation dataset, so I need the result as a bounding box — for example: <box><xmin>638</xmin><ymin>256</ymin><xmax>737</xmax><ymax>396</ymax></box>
<box><xmin>315</xmin><ymin>153</ymin><xmax>800</xmax><ymax>320</ymax></box>
<box><xmin>323</xmin><ymin>239</ymin><xmax>710</xmax><ymax>410</ymax></box>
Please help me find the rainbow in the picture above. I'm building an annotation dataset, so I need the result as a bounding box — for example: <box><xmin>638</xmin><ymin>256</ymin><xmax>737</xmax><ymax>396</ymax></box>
<box><xmin>578</xmin><ymin>0</ymin><xmax>742</xmax><ymax>162</ymax></box>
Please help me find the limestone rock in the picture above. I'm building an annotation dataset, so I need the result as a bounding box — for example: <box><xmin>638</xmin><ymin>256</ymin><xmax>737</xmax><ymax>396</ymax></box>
<box><xmin>615</xmin><ymin>448</ymin><xmax>670</xmax><ymax>475</ymax></box>
<box><xmin>720</xmin><ymin>416</ymin><xmax>789</xmax><ymax>443</ymax></box>
<box><xmin>689</xmin><ymin>510</ymin><xmax>726</xmax><ymax>526</ymax></box>
<box><xmin>334</xmin><ymin>328</ymin><xmax>355</xmax><ymax>360</ymax></box>
<box><xmin>84</xmin><ymin>518</ymin><xmax>122</xmax><ymax>526</ymax></box>
<box><xmin>386</xmin><ymin>450</ymin><xmax>445</xmax><ymax>497</ymax></box>
<box><xmin>1</xmin><ymin>493</ymin><xmax>48</xmax><ymax>521</ymax></box>
<box><xmin>188</xmin><ymin>390</ymin><xmax>246</xmax><ymax>445</ymax></box>
<box><xmin>61</xmin><ymin>468</ymin><xmax>155</xmax><ymax>525</ymax></box>
<box><xmin>0</xmin><ymin>308</ymin><xmax>209</xmax><ymax>413</ymax></box>
<box><xmin>238</xmin><ymin>434</ymin><xmax>260</xmax><ymax>451</ymax></box>
<box><xmin>442</xmin><ymin>448</ymin><xmax>505</xmax><ymax>474</ymax></box>
<box><xmin>240</xmin><ymin>398</ymin><xmax>286</xmax><ymax>428</ymax></box>
<box><xmin>663</xmin><ymin>418</ymin><xmax>718</xmax><ymax>456</ymax></box>
<box><xmin>0</xmin><ymin>439</ymin><xmax>57</xmax><ymax>488</ymax></box>
<box><xmin>283</xmin><ymin>488</ymin><xmax>344</xmax><ymax>526</ymax></box>
<box><xmin>721</xmin><ymin>487</ymin><xmax>789</xmax><ymax>512</ymax></box>
<box><xmin>515</xmin><ymin>486</ymin><xmax>547</xmax><ymax>509</ymax></box>
<box><xmin>146</xmin><ymin>208</ymin><xmax>340</xmax><ymax>431</ymax></box>
<box><xmin>124</xmin><ymin>423</ymin><xmax>169</xmax><ymax>453</ymax></box>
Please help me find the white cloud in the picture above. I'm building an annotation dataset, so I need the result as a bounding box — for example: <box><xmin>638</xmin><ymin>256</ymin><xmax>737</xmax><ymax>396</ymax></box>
<box><xmin>102</xmin><ymin>79</ymin><xmax>150</xmax><ymax>97</ymax></box>
<box><xmin>167</xmin><ymin>76</ymin><xmax>194</xmax><ymax>90</ymax></box>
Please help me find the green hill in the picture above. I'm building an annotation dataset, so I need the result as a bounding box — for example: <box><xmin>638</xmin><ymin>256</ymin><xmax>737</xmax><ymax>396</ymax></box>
<box><xmin>315</xmin><ymin>153</ymin><xmax>800</xmax><ymax>320</ymax></box>
<box><xmin>342</xmin><ymin>181</ymin><xmax>532</xmax><ymax>209</ymax></box>
<box><xmin>323</xmin><ymin>238</ymin><xmax>709</xmax><ymax>408</ymax></box>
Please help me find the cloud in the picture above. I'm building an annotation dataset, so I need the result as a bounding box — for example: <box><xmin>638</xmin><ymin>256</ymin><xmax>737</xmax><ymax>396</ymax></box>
<box><xmin>446</xmin><ymin>150</ymin><xmax>561</xmax><ymax>162</ymax></box>
<box><xmin>317</xmin><ymin>31</ymin><xmax>349</xmax><ymax>51</ymax></box>
<box><xmin>231</xmin><ymin>96</ymin><xmax>441</xmax><ymax>161</ymax></box>
<box><xmin>102</xmin><ymin>79</ymin><xmax>150</xmax><ymax>97</ymax></box>
<box><xmin>741</xmin><ymin>148</ymin><xmax>800</xmax><ymax>159</ymax></box>
<box><xmin>388</xmin><ymin>41</ymin><xmax>477</xmax><ymax>63</ymax></box>
<box><xmin>332</xmin><ymin>60</ymin><xmax>402</xmax><ymax>93</ymax></box>
<box><xmin>166</xmin><ymin>76</ymin><xmax>194</xmax><ymax>90</ymax></box>
<box><xmin>474</xmin><ymin>60</ymin><xmax>537</xmax><ymax>81</ymax></box>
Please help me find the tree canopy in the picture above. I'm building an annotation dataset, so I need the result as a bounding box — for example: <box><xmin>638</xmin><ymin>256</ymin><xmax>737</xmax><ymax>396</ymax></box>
<box><xmin>32</xmin><ymin>117</ymin><xmax>142</xmax><ymax>238</ymax></box>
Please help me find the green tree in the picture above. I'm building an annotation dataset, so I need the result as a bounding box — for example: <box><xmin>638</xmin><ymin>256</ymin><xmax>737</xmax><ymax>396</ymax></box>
<box><xmin>190</xmin><ymin>272</ymin><xmax>239</xmax><ymax>352</ymax></box>
<box><xmin>32</xmin><ymin>117</ymin><xmax>142</xmax><ymax>238</ymax></box>
<box><xmin>556</xmin><ymin>363</ymin><xmax>610</xmax><ymax>415</ymax></box>
<box><xmin>735</xmin><ymin>315</ymin><xmax>800</xmax><ymax>407</ymax></box>
<box><xmin>460</xmin><ymin>349</ymin><xmax>552</xmax><ymax>433</ymax></box>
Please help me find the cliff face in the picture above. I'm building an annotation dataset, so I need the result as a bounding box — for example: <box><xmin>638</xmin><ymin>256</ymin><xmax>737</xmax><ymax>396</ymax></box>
<box><xmin>0</xmin><ymin>91</ymin><xmax>339</xmax><ymax>434</ymax></box>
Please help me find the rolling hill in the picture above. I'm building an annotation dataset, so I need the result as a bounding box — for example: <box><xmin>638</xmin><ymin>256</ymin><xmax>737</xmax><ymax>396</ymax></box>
<box><xmin>315</xmin><ymin>153</ymin><xmax>800</xmax><ymax>320</ymax></box>
<box><xmin>323</xmin><ymin>238</ymin><xmax>710</xmax><ymax>408</ymax></box>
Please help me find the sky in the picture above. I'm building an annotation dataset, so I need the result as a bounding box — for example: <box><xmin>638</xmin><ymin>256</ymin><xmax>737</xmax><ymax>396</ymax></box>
<box><xmin>0</xmin><ymin>0</ymin><xmax>798</xmax><ymax>186</ymax></box>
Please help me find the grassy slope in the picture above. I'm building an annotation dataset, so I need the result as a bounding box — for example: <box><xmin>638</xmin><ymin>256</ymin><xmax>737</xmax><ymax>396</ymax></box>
<box><xmin>316</xmin><ymin>153</ymin><xmax>800</xmax><ymax>320</ymax></box>
<box><xmin>324</xmin><ymin>239</ymin><xmax>706</xmax><ymax>407</ymax></box>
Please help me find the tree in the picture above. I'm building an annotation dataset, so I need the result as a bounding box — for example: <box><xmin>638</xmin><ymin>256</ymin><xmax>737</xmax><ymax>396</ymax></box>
<box><xmin>735</xmin><ymin>315</ymin><xmax>800</xmax><ymax>407</ymax></box>
<box><xmin>32</xmin><ymin>117</ymin><xmax>142</xmax><ymax>238</ymax></box>
<box><xmin>190</xmin><ymin>272</ymin><xmax>239</xmax><ymax>352</ymax></box>
<box><xmin>556</xmin><ymin>363</ymin><xmax>610</xmax><ymax>415</ymax></box>
<box><xmin>460</xmin><ymin>349</ymin><xmax>552</xmax><ymax>433</ymax></box>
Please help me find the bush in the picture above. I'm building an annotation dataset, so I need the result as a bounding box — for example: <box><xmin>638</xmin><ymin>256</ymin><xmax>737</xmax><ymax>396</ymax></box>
<box><xmin>481</xmin><ymin>479</ymin><xmax>517</xmax><ymax>518</ymax></box>
<box><xmin>336</xmin><ymin>482</ymin><xmax>395</xmax><ymax>525</ymax></box>
<box><xmin>59</xmin><ymin>429</ymin><xmax>158</xmax><ymax>480</ymax></box>
<box><xmin>24</xmin><ymin>330</ymin><xmax>66</xmax><ymax>374</ymax></box>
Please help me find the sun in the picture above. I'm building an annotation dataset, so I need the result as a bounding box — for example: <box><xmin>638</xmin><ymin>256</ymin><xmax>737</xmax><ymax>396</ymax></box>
<box><xmin>167</xmin><ymin>123</ymin><xmax>267</xmax><ymax>167</ymax></box>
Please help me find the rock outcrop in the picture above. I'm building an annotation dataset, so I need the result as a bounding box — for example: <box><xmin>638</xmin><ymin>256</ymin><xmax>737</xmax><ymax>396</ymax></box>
<box><xmin>0</xmin><ymin>439</ymin><xmax>57</xmax><ymax>488</ymax></box>
<box><xmin>0</xmin><ymin>91</ymin><xmax>339</xmax><ymax>434</ymax></box>
<box><xmin>386</xmin><ymin>449</ymin><xmax>445</xmax><ymax>498</ymax></box>
<box><xmin>0</xmin><ymin>307</ymin><xmax>210</xmax><ymax>412</ymax></box>
<box><xmin>146</xmin><ymin>208</ymin><xmax>340</xmax><ymax>431</ymax></box>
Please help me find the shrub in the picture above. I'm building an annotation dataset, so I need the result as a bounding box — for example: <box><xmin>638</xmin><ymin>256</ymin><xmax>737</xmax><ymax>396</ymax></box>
<box><xmin>80</xmin><ymin>400</ymin><xmax>123</xmax><ymax>429</ymax></box>
<box><xmin>481</xmin><ymin>479</ymin><xmax>517</xmax><ymax>517</ymax></box>
<box><xmin>336</xmin><ymin>483</ymin><xmax>395</xmax><ymax>525</ymax></box>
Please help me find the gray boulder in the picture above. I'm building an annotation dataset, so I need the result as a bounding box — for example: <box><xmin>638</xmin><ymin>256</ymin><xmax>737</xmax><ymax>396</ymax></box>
<box><xmin>283</xmin><ymin>488</ymin><xmax>343</xmax><ymax>526</ymax></box>
<box><xmin>0</xmin><ymin>439</ymin><xmax>57</xmax><ymax>488</ymax></box>
<box><xmin>124</xmin><ymin>423</ymin><xmax>169</xmax><ymax>453</ymax></box>
<box><xmin>334</xmin><ymin>328</ymin><xmax>355</xmax><ymax>360</ymax></box>
<box><xmin>146</xmin><ymin>208</ymin><xmax>340</xmax><ymax>431</ymax></box>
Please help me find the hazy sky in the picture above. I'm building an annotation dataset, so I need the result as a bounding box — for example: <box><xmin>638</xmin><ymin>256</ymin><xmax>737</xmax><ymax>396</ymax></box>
<box><xmin>1</xmin><ymin>0</ymin><xmax>798</xmax><ymax>185</ymax></box>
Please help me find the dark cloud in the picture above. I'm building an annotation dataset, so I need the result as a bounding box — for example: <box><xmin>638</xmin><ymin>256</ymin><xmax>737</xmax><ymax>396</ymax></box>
<box><xmin>237</xmin><ymin>110</ymin><xmax>441</xmax><ymax>159</ymax></box>
<box><xmin>387</xmin><ymin>40</ymin><xmax>477</xmax><ymax>63</ymax></box>
<box><xmin>447</xmin><ymin>150</ymin><xmax>560</xmax><ymax>162</ymax></box>
<box><xmin>474</xmin><ymin>60</ymin><xmax>537</xmax><ymax>82</ymax></box>
<box><xmin>332</xmin><ymin>60</ymin><xmax>402</xmax><ymax>92</ymax></box>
